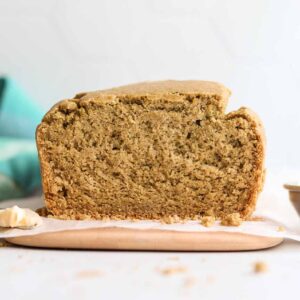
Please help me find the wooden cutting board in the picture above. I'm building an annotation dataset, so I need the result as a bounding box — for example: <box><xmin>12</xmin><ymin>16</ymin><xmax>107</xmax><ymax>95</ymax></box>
<box><xmin>6</xmin><ymin>228</ymin><xmax>283</xmax><ymax>251</ymax></box>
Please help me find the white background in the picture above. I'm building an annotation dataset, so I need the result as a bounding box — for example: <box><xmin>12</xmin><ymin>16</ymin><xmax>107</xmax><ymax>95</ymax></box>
<box><xmin>1</xmin><ymin>239</ymin><xmax>300</xmax><ymax>300</ymax></box>
<box><xmin>1</xmin><ymin>0</ymin><xmax>300</xmax><ymax>171</ymax></box>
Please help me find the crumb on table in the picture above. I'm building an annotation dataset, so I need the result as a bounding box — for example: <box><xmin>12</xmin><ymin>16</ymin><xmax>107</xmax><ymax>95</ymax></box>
<box><xmin>205</xmin><ymin>275</ymin><xmax>216</xmax><ymax>284</ymax></box>
<box><xmin>168</xmin><ymin>256</ymin><xmax>179</xmax><ymax>261</ymax></box>
<box><xmin>184</xmin><ymin>276</ymin><xmax>197</xmax><ymax>288</ymax></box>
<box><xmin>158</xmin><ymin>266</ymin><xmax>187</xmax><ymax>276</ymax></box>
<box><xmin>254</xmin><ymin>262</ymin><xmax>268</xmax><ymax>273</ymax></box>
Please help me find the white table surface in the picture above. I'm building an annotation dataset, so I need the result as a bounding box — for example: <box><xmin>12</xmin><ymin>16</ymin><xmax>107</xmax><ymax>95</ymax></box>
<box><xmin>0</xmin><ymin>237</ymin><xmax>299</xmax><ymax>300</ymax></box>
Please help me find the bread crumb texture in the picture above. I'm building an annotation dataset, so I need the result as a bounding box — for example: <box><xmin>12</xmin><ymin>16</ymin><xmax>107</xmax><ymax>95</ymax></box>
<box><xmin>254</xmin><ymin>262</ymin><xmax>268</xmax><ymax>273</ymax></box>
<box><xmin>36</xmin><ymin>207</ymin><xmax>49</xmax><ymax>217</ymax></box>
<box><xmin>200</xmin><ymin>216</ymin><xmax>216</xmax><ymax>227</ymax></box>
<box><xmin>161</xmin><ymin>215</ymin><xmax>183</xmax><ymax>224</ymax></box>
<box><xmin>221</xmin><ymin>213</ymin><xmax>242</xmax><ymax>226</ymax></box>
<box><xmin>36</xmin><ymin>80</ymin><xmax>265</xmax><ymax>221</ymax></box>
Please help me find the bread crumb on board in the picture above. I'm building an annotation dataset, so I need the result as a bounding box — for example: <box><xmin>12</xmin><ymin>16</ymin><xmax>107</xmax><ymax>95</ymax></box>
<box><xmin>160</xmin><ymin>215</ymin><xmax>183</xmax><ymax>224</ymax></box>
<box><xmin>36</xmin><ymin>207</ymin><xmax>50</xmax><ymax>217</ymax></box>
<box><xmin>277</xmin><ymin>226</ymin><xmax>285</xmax><ymax>232</ymax></box>
<box><xmin>254</xmin><ymin>262</ymin><xmax>268</xmax><ymax>273</ymax></box>
<box><xmin>221</xmin><ymin>213</ymin><xmax>242</xmax><ymax>226</ymax></box>
<box><xmin>200</xmin><ymin>216</ymin><xmax>216</xmax><ymax>227</ymax></box>
<box><xmin>158</xmin><ymin>266</ymin><xmax>187</xmax><ymax>276</ymax></box>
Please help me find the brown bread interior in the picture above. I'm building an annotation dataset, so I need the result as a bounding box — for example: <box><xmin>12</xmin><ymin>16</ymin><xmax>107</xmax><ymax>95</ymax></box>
<box><xmin>36</xmin><ymin>82</ymin><xmax>264</xmax><ymax>220</ymax></box>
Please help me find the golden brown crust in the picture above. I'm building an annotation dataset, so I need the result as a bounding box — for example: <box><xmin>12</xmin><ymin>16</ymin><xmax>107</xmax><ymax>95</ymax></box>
<box><xmin>86</xmin><ymin>80</ymin><xmax>230</xmax><ymax>116</ymax></box>
<box><xmin>36</xmin><ymin>124</ymin><xmax>50</xmax><ymax>198</ymax></box>
<box><xmin>79</xmin><ymin>80</ymin><xmax>230</xmax><ymax>98</ymax></box>
<box><xmin>42</xmin><ymin>80</ymin><xmax>231</xmax><ymax>123</ymax></box>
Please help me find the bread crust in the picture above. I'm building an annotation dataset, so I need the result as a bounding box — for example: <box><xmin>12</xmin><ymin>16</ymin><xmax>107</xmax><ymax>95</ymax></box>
<box><xmin>41</xmin><ymin>80</ymin><xmax>231</xmax><ymax>123</ymax></box>
<box><xmin>78</xmin><ymin>80</ymin><xmax>231</xmax><ymax>98</ymax></box>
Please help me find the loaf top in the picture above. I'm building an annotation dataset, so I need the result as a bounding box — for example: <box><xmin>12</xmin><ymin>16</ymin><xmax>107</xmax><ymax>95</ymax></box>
<box><xmin>75</xmin><ymin>80</ymin><xmax>231</xmax><ymax>100</ymax></box>
<box><xmin>43</xmin><ymin>80</ymin><xmax>232</xmax><ymax>123</ymax></box>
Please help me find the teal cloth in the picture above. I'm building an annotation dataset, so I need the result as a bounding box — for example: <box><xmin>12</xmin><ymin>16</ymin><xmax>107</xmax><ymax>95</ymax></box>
<box><xmin>0</xmin><ymin>78</ymin><xmax>43</xmax><ymax>200</ymax></box>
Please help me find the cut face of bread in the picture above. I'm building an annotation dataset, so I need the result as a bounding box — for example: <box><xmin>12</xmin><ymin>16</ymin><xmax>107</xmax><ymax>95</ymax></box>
<box><xmin>36</xmin><ymin>81</ymin><xmax>265</xmax><ymax>220</ymax></box>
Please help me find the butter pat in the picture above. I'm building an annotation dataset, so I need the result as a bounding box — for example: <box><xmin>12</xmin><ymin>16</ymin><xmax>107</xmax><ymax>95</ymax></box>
<box><xmin>0</xmin><ymin>206</ymin><xmax>42</xmax><ymax>229</ymax></box>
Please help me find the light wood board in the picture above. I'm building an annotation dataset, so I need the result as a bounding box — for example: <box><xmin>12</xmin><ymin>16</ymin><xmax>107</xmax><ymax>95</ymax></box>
<box><xmin>6</xmin><ymin>227</ymin><xmax>283</xmax><ymax>251</ymax></box>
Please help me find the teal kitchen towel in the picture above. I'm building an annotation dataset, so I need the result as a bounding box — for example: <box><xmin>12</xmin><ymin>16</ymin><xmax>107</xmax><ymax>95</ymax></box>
<box><xmin>0</xmin><ymin>78</ymin><xmax>43</xmax><ymax>200</ymax></box>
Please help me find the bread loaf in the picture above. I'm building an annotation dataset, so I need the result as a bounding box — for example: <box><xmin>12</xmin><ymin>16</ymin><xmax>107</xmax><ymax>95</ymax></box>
<box><xmin>36</xmin><ymin>81</ymin><xmax>265</xmax><ymax>220</ymax></box>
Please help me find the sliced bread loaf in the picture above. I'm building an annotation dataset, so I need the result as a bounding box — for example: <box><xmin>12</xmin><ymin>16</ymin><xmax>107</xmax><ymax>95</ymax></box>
<box><xmin>36</xmin><ymin>81</ymin><xmax>265</xmax><ymax>220</ymax></box>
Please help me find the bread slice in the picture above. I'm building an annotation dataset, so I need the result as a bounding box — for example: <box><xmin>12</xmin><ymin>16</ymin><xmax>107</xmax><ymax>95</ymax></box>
<box><xmin>36</xmin><ymin>80</ymin><xmax>265</xmax><ymax>220</ymax></box>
